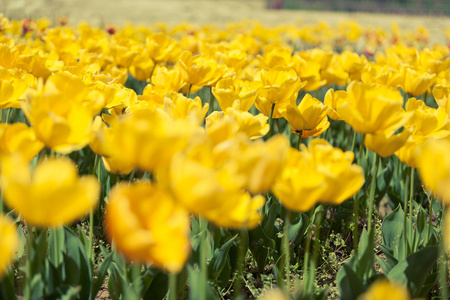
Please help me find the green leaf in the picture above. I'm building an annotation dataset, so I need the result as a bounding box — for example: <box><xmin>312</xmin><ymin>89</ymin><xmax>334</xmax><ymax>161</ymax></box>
<box><xmin>337</xmin><ymin>264</ymin><xmax>366</xmax><ymax>300</ymax></box>
<box><xmin>387</xmin><ymin>245</ymin><xmax>439</xmax><ymax>297</ymax></box>
<box><xmin>142</xmin><ymin>271</ymin><xmax>168</xmax><ymax>300</ymax></box>
<box><xmin>356</xmin><ymin>229</ymin><xmax>375</xmax><ymax>280</ymax></box>
<box><xmin>91</xmin><ymin>248</ymin><xmax>114</xmax><ymax>299</ymax></box>
<box><xmin>382</xmin><ymin>206</ymin><xmax>405</xmax><ymax>258</ymax></box>
<box><xmin>208</xmin><ymin>234</ymin><xmax>238</xmax><ymax>282</ymax></box>
<box><xmin>0</xmin><ymin>270</ymin><xmax>17</xmax><ymax>300</ymax></box>
<box><xmin>249</xmin><ymin>225</ymin><xmax>275</xmax><ymax>272</ymax></box>
<box><xmin>375</xmin><ymin>256</ymin><xmax>392</xmax><ymax>275</ymax></box>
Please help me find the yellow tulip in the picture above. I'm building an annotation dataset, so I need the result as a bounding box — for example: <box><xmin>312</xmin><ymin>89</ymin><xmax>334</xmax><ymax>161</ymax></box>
<box><xmin>273</xmin><ymin>139</ymin><xmax>364</xmax><ymax>211</ymax></box>
<box><xmin>146</xmin><ymin>32</ymin><xmax>181</xmax><ymax>63</ymax></box>
<box><xmin>433</xmin><ymin>84</ymin><xmax>450</xmax><ymax>117</ymax></box>
<box><xmin>365</xmin><ymin>129</ymin><xmax>412</xmax><ymax>158</ymax></box>
<box><xmin>163</xmin><ymin>93</ymin><xmax>208</xmax><ymax>123</ymax></box>
<box><xmin>22</xmin><ymin>72</ymin><xmax>105</xmax><ymax>154</ymax></box>
<box><xmin>206</xmin><ymin>103</ymin><xmax>269</xmax><ymax>140</ymax></box>
<box><xmin>0</xmin><ymin>214</ymin><xmax>18</xmax><ymax>279</ymax></box>
<box><xmin>398</xmin><ymin>66</ymin><xmax>436</xmax><ymax>97</ymax></box>
<box><xmin>107</xmin><ymin>109</ymin><xmax>198</xmax><ymax>172</ymax></box>
<box><xmin>254</xmin><ymin>66</ymin><xmax>306</xmax><ymax>105</ymax></box>
<box><xmin>306</xmin><ymin>139</ymin><xmax>364</xmax><ymax>204</ymax></box>
<box><xmin>178</xmin><ymin>50</ymin><xmax>222</xmax><ymax>87</ymax></box>
<box><xmin>417</xmin><ymin>138</ymin><xmax>450</xmax><ymax>206</ymax></box>
<box><xmin>1</xmin><ymin>156</ymin><xmax>100</xmax><ymax>228</ymax></box>
<box><xmin>323</xmin><ymin>88</ymin><xmax>347</xmax><ymax>121</ymax></box>
<box><xmin>358</xmin><ymin>280</ymin><xmax>410</xmax><ymax>300</ymax></box>
<box><xmin>212</xmin><ymin>76</ymin><xmax>256</xmax><ymax>112</ymax></box>
<box><xmin>105</xmin><ymin>182</ymin><xmax>190</xmax><ymax>273</ymax></box>
<box><xmin>336</xmin><ymin>82</ymin><xmax>408</xmax><ymax>135</ymax></box>
<box><xmin>273</xmin><ymin>147</ymin><xmax>327</xmax><ymax>212</ymax></box>
<box><xmin>236</xmin><ymin>134</ymin><xmax>290</xmax><ymax>194</ymax></box>
<box><xmin>279</xmin><ymin>93</ymin><xmax>329</xmax><ymax>137</ymax></box>
<box><xmin>0</xmin><ymin>122</ymin><xmax>44</xmax><ymax>162</ymax></box>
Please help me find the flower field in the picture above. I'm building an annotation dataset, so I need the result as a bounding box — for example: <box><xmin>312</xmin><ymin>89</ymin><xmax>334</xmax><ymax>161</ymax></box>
<box><xmin>0</xmin><ymin>13</ymin><xmax>450</xmax><ymax>300</ymax></box>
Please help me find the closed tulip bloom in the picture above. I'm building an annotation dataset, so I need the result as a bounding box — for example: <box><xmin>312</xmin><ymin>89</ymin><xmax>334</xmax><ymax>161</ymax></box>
<box><xmin>105</xmin><ymin>182</ymin><xmax>190</xmax><ymax>273</ymax></box>
<box><xmin>336</xmin><ymin>82</ymin><xmax>408</xmax><ymax>134</ymax></box>
<box><xmin>279</xmin><ymin>93</ymin><xmax>329</xmax><ymax>137</ymax></box>
<box><xmin>323</xmin><ymin>88</ymin><xmax>348</xmax><ymax>121</ymax></box>
<box><xmin>1</xmin><ymin>156</ymin><xmax>100</xmax><ymax>228</ymax></box>
<box><xmin>0</xmin><ymin>214</ymin><xmax>18</xmax><ymax>279</ymax></box>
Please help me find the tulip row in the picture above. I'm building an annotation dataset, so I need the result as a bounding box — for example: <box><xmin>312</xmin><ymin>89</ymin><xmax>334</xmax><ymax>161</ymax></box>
<box><xmin>0</xmin><ymin>14</ymin><xmax>449</xmax><ymax>300</ymax></box>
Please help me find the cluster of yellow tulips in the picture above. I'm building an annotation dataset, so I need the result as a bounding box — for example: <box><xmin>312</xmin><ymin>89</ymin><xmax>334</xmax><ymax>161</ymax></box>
<box><xmin>0</xmin><ymin>13</ymin><xmax>449</xmax><ymax>299</ymax></box>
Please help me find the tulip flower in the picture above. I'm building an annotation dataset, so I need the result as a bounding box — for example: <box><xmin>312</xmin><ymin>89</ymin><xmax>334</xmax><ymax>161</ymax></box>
<box><xmin>106</xmin><ymin>182</ymin><xmax>190</xmax><ymax>273</ymax></box>
<box><xmin>0</xmin><ymin>214</ymin><xmax>18</xmax><ymax>279</ymax></box>
<box><xmin>1</xmin><ymin>156</ymin><xmax>100</xmax><ymax>228</ymax></box>
<box><xmin>358</xmin><ymin>280</ymin><xmax>410</xmax><ymax>300</ymax></box>
<box><xmin>336</xmin><ymin>82</ymin><xmax>408</xmax><ymax>135</ymax></box>
<box><xmin>417</xmin><ymin>138</ymin><xmax>450</xmax><ymax>206</ymax></box>
<box><xmin>0</xmin><ymin>123</ymin><xmax>44</xmax><ymax>162</ymax></box>
<box><xmin>279</xmin><ymin>93</ymin><xmax>330</xmax><ymax>138</ymax></box>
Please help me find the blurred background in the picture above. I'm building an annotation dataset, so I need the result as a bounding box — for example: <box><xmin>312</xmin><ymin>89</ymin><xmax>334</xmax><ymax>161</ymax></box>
<box><xmin>1</xmin><ymin>0</ymin><xmax>449</xmax><ymax>44</ymax></box>
<box><xmin>268</xmin><ymin>0</ymin><xmax>450</xmax><ymax>15</ymax></box>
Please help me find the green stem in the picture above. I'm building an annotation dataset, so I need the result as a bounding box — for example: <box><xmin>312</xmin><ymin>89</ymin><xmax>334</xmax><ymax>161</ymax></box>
<box><xmin>367</xmin><ymin>153</ymin><xmax>380</xmax><ymax>236</ymax></box>
<box><xmin>268</xmin><ymin>103</ymin><xmax>276</xmax><ymax>138</ymax></box>
<box><xmin>276</xmin><ymin>118</ymin><xmax>282</xmax><ymax>134</ymax></box>
<box><xmin>427</xmin><ymin>196</ymin><xmax>434</xmax><ymax>242</ymax></box>
<box><xmin>187</xmin><ymin>84</ymin><xmax>192</xmax><ymax>99</ymax></box>
<box><xmin>353</xmin><ymin>134</ymin><xmax>365</xmax><ymax>254</ymax></box>
<box><xmin>148</xmin><ymin>62</ymin><xmax>157</xmax><ymax>85</ymax></box>
<box><xmin>323</xmin><ymin>126</ymin><xmax>329</xmax><ymax>141</ymax></box>
<box><xmin>200</xmin><ymin>218</ymin><xmax>208</xmax><ymax>300</ymax></box>
<box><xmin>24</xmin><ymin>224</ymin><xmax>35</xmax><ymax>300</ymax></box>
<box><xmin>302</xmin><ymin>208</ymin><xmax>315</xmax><ymax>298</ymax></box>
<box><xmin>169</xmin><ymin>272</ymin><xmax>177</xmax><ymax>300</ymax></box>
<box><xmin>307</xmin><ymin>208</ymin><xmax>323</xmax><ymax>295</ymax></box>
<box><xmin>409</xmin><ymin>168</ymin><xmax>415</xmax><ymax>245</ymax></box>
<box><xmin>346</xmin><ymin>127</ymin><xmax>353</xmax><ymax>151</ymax></box>
<box><xmin>53</xmin><ymin>228</ymin><xmax>59</xmax><ymax>265</ymax></box>
<box><xmin>208</xmin><ymin>87</ymin><xmax>214</xmax><ymax>116</ymax></box>
<box><xmin>439</xmin><ymin>210</ymin><xmax>449</xmax><ymax>300</ymax></box>
<box><xmin>403</xmin><ymin>167</ymin><xmax>410</xmax><ymax>259</ymax></box>
<box><xmin>233</xmin><ymin>227</ymin><xmax>247</xmax><ymax>299</ymax></box>
<box><xmin>296</xmin><ymin>131</ymin><xmax>303</xmax><ymax>150</ymax></box>
<box><xmin>350</xmin><ymin>128</ymin><xmax>357</xmax><ymax>153</ymax></box>
<box><xmin>5</xmin><ymin>107</ymin><xmax>12</xmax><ymax>124</ymax></box>
<box><xmin>283</xmin><ymin>210</ymin><xmax>292</xmax><ymax>296</ymax></box>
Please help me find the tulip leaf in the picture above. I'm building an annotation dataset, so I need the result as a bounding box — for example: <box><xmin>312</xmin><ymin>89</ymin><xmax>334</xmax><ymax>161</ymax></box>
<box><xmin>91</xmin><ymin>246</ymin><xmax>114</xmax><ymax>299</ymax></box>
<box><xmin>249</xmin><ymin>224</ymin><xmax>276</xmax><ymax>272</ymax></box>
<box><xmin>355</xmin><ymin>229</ymin><xmax>375</xmax><ymax>280</ymax></box>
<box><xmin>336</xmin><ymin>264</ymin><xmax>366</xmax><ymax>300</ymax></box>
<box><xmin>0</xmin><ymin>270</ymin><xmax>17</xmax><ymax>300</ymax></box>
<box><xmin>187</xmin><ymin>265</ymin><xmax>217</xmax><ymax>300</ymax></box>
<box><xmin>375</xmin><ymin>256</ymin><xmax>392</xmax><ymax>275</ymax></box>
<box><xmin>387</xmin><ymin>245</ymin><xmax>438</xmax><ymax>297</ymax></box>
<box><xmin>208</xmin><ymin>234</ymin><xmax>238</xmax><ymax>282</ymax></box>
<box><xmin>381</xmin><ymin>206</ymin><xmax>404</xmax><ymax>257</ymax></box>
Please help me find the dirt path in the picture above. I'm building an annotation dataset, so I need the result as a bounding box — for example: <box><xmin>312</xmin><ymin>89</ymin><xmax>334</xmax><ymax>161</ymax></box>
<box><xmin>3</xmin><ymin>0</ymin><xmax>449</xmax><ymax>44</ymax></box>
